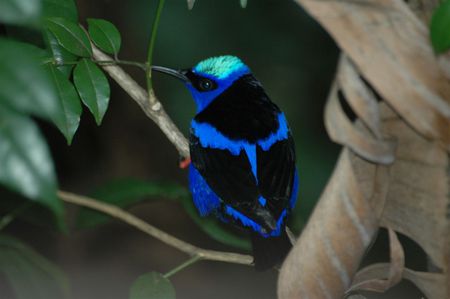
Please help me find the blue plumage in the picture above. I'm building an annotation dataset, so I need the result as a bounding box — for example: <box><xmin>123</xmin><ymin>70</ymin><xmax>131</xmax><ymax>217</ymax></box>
<box><xmin>187</xmin><ymin>57</ymin><xmax>250</xmax><ymax>112</ymax></box>
<box><xmin>188</xmin><ymin>165</ymin><xmax>221</xmax><ymax>216</ymax></box>
<box><xmin>190</xmin><ymin>112</ymin><xmax>289</xmax><ymax>154</ymax></box>
<box><xmin>152</xmin><ymin>55</ymin><xmax>298</xmax><ymax>270</ymax></box>
<box><xmin>189</xmin><ymin>164</ymin><xmax>298</xmax><ymax>237</ymax></box>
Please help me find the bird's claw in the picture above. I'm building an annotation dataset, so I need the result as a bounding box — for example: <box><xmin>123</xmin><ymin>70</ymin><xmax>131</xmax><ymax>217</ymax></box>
<box><xmin>179</xmin><ymin>157</ymin><xmax>191</xmax><ymax>169</ymax></box>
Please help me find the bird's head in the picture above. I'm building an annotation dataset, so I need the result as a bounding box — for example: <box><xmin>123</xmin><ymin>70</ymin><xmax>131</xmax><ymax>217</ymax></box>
<box><xmin>152</xmin><ymin>55</ymin><xmax>250</xmax><ymax>112</ymax></box>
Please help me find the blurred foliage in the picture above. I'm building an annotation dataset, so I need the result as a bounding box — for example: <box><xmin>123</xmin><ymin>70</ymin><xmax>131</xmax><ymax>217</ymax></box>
<box><xmin>0</xmin><ymin>234</ymin><xmax>69</xmax><ymax>299</ymax></box>
<box><xmin>0</xmin><ymin>39</ymin><xmax>60</xmax><ymax>215</ymax></box>
<box><xmin>0</xmin><ymin>0</ymin><xmax>41</xmax><ymax>26</ymax></box>
<box><xmin>77</xmin><ymin>178</ymin><xmax>251</xmax><ymax>250</ymax></box>
<box><xmin>0</xmin><ymin>105</ymin><xmax>62</xmax><ymax>225</ymax></box>
<box><xmin>129</xmin><ymin>271</ymin><xmax>175</xmax><ymax>299</ymax></box>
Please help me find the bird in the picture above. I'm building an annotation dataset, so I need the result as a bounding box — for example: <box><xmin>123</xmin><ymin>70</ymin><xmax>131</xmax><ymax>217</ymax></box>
<box><xmin>152</xmin><ymin>55</ymin><xmax>298</xmax><ymax>270</ymax></box>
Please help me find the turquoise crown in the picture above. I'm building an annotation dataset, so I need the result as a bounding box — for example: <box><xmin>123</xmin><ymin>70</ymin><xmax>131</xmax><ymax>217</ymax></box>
<box><xmin>193</xmin><ymin>55</ymin><xmax>249</xmax><ymax>79</ymax></box>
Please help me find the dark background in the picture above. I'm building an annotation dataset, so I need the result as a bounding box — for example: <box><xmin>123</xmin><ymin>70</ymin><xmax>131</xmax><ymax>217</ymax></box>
<box><xmin>1</xmin><ymin>0</ymin><xmax>426</xmax><ymax>298</ymax></box>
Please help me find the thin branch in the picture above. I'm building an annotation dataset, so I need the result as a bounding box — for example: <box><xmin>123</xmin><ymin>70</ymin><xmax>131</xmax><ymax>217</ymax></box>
<box><xmin>146</xmin><ymin>0</ymin><xmax>166</xmax><ymax>95</ymax></box>
<box><xmin>49</xmin><ymin>59</ymin><xmax>147</xmax><ymax>71</ymax></box>
<box><xmin>164</xmin><ymin>255</ymin><xmax>202</xmax><ymax>278</ymax></box>
<box><xmin>92</xmin><ymin>46</ymin><xmax>190</xmax><ymax>158</ymax></box>
<box><xmin>58</xmin><ymin>190</ymin><xmax>253</xmax><ymax>266</ymax></box>
<box><xmin>95</xmin><ymin>59</ymin><xmax>147</xmax><ymax>71</ymax></box>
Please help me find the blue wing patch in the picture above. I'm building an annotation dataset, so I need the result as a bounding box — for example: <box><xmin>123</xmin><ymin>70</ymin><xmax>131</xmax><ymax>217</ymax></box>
<box><xmin>191</xmin><ymin>113</ymin><xmax>289</xmax><ymax>155</ymax></box>
<box><xmin>188</xmin><ymin>165</ymin><xmax>221</xmax><ymax>216</ymax></box>
<box><xmin>225</xmin><ymin>205</ymin><xmax>288</xmax><ymax>237</ymax></box>
<box><xmin>243</xmin><ymin>144</ymin><xmax>257</xmax><ymax>180</ymax></box>
<box><xmin>257</xmin><ymin>113</ymin><xmax>289</xmax><ymax>151</ymax></box>
<box><xmin>258</xmin><ymin>196</ymin><xmax>267</xmax><ymax>207</ymax></box>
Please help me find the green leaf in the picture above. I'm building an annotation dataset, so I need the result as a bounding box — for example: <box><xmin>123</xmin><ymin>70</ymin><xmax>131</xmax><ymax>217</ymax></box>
<box><xmin>430</xmin><ymin>0</ymin><xmax>450</xmax><ymax>53</ymax></box>
<box><xmin>129</xmin><ymin>272</ymin><xmax>175</xmax><ymax>299</ymax></box>
<box><xmin>0</xmin><ymin>0</ymin><xmax>41</xmax><ymax>26</ymax></box>
<box><xmin>41</xmin><ymin>0</ymin><xmax>78</xmax><ymax>76</ymax></box>
<box><xmin>73</xmin><ymin>59</ymin><xmax>110</xmax><ymax>125</ymax></box>
<box><xmin>42</xmin><ymin>0</ymin><xmax>77</xmax><ymax>21</ymax></box>
<box><xmin>0</xmin><ymin>39</ymin><xmax>81</xmax><ymax>144</ymax></box>
<box><xmin>0</xmin><ymin>106</ymin><xmax>64</xmax><ymax>225</ymax></box>
<box><xmin>240</xmin><ymin>0</ymin><xmax>248</xmax><ymax>8</ymax></box>
<box><xmin>76</xmin><ymin>178</ymin><xmax>251</xmax><ymax>250</ymax></box>
<box><xmin>0</xmin><ymin>38</ymin><xmax>61</xmax><ymax>122</ymax></box>
<box><xmin>0</xmin><ymin>234</ymin><xmax>69</xmax><ymax>299</ymax></box>
<box><xmin>45</xmin><ymin>17</ymin><xmax>92</xmax><ymax>57</ymax></box>
<box><xmin>43</xmin><ymin>30</ymin><xmax>77</xmax><ymax>77</ymax></box>
<box><xmin>87</xmin><ymin>18</ymin><xmax>121</xmax><ymax>55</ymax></box>
<box><xmin>47</xmin><ymin>65</ymin><xmax>82</xmax><ymax>144</ymax></box>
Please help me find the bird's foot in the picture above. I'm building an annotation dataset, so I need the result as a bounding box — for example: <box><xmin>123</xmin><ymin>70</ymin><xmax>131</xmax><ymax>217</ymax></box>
<box><xmin>179</xmin><ymin>157</ymin><xmax>191</xmax><ymax>169</ymax></box>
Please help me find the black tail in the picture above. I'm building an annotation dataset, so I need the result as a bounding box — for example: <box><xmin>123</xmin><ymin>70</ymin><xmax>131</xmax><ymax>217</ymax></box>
<box><xmin>251</xmin><ymin>230</ymin><xmax>292</xmax><ymax>271</ymax></box>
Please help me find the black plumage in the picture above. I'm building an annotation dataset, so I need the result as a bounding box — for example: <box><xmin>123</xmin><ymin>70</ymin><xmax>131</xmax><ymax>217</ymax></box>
<box><xmin>194</xmin><ymin>75</ymin><xmax>281</xmax><ymax>142</ymax></box>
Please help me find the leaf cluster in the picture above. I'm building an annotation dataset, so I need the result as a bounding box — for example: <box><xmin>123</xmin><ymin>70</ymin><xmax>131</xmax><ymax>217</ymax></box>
<box><xmin>0</xmin><ymin>0</ymin><xmax>253</xmax><ymax>297</ymax></box>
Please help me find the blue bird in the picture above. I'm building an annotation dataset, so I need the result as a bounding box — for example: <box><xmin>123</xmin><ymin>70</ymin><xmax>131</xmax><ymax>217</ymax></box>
<box><xmin>152</xmin><ymin>56</ymin><xmax>298</xmax><ymax>270</ymax></box>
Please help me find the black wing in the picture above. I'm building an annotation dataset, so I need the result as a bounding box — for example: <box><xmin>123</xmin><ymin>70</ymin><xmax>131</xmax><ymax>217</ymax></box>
<box><xmin>257</xmin><ymin>134</ymin><xmax>296</xmax><ymax>219</ymax></box>
<box><xmin>190</xmin><ymin>132</ymin><xmax>296</xmax><ymax>231</ymax></box>
<box><xmin>190</xmin><ymin>133</ymin><xmax>258</xmax><ymax>209</ymax></box>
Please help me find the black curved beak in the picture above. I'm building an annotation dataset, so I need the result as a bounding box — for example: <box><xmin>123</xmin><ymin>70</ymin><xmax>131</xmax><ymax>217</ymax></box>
<box><xmin>151</xmin><ymin>66</ymin><xmax>189</xmax><ymax>82</ymax></box>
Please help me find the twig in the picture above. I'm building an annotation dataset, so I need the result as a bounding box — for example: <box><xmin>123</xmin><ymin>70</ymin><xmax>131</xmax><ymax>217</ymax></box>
<box><xmin>58</xmin><ymin>190</ymin><xmax>253</xmax><ymax>266</ymax></box>
<box><xmin>164</xmin><ymin>255</ymin><xmax>202</xmax><ymax>278</ymax></box>
<box><xmin>92</xmin><ymin>46</ymin><xmax>190</xmax><ymax>158</ymax></box>
<box><xmin>95</xmin><ymin>59</ymin><xmax>147</xmax><ymax>71</ymax></box>
<box><xmin>146</xmin><ymin>0</ymin><xmax>166</xmax><ymax>95</ymax></box>
<box><xmin>46</xmin><ymin>59</ymin><xmax>147</xmax><ymax>71</ymax></box>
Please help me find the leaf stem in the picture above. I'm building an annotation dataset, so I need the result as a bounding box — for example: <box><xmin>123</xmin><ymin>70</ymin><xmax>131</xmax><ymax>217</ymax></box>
<box><xmin>164</xmin><ymin>255</ymin><xmax>202</xmax><ymax>278</ymax></box>
<box><xmin>146</xmin><ymin>0</ymin><xmax>166</xmax><ymax>97</ymax></box>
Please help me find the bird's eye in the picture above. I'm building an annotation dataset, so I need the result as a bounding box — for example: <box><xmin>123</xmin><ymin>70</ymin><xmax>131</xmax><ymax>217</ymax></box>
<box><xmin>198</xmin><ymin>78</ymin><xmax>214</xmax><ymax>91</ymax></box>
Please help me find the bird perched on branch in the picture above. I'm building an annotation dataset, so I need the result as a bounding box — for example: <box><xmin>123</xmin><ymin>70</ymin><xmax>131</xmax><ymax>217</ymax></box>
<box><xmin>152</xmin><ymin>56</ymin><xmax>298</xmax><ymax>270</ymax></box>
